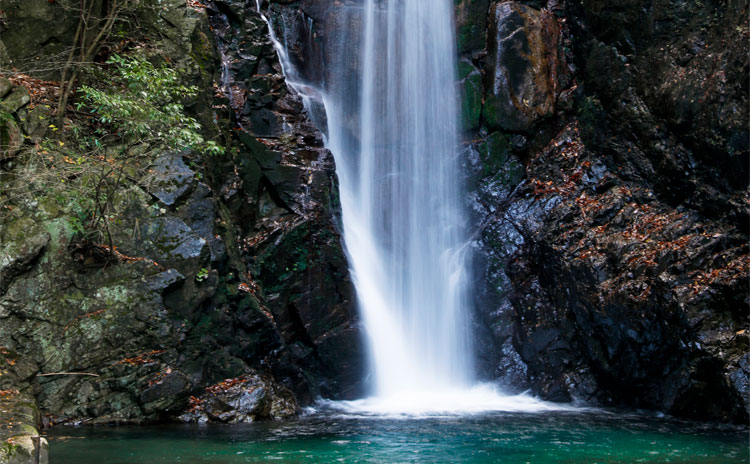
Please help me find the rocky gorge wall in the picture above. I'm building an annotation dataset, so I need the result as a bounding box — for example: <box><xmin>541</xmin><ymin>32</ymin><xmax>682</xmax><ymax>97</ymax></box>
<box><xmin>454</xmin><ymin>0</ymin><xmax>749</xmax><ymax>423</ymax></box>
<box><xmin>0</xmin><ymin>0</ymin><xmax>364</xmax><ymax>461</ymax></box>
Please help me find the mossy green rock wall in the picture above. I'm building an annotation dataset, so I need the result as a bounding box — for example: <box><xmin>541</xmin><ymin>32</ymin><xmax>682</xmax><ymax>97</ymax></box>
<box><xmin>0</xmin><ymin>349</ymin><xmax>48</xmax><ymax>464</ymax></box>
<box><xmin>0</xmin><ymin>0</ymin><xmax>362</xmax><ymax>444</ymax></box>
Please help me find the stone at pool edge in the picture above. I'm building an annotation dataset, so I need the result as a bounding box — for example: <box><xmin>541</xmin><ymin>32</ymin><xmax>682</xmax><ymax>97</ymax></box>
<box><xmin>0</xmin><ymin>435</ymin><xmax>49</xmax><ymax>464</ymax></box>
<box><xmin>0</xmin><ymin>354</ymin><xmax>49</xmax><ymax>464</ymax></box>
<box><xmin>178</xmin><ymin>373</ymin><xmax>298</xmax><ymax>424</ymax></box>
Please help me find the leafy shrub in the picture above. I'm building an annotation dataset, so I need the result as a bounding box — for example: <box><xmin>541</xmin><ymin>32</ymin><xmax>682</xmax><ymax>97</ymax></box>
<box><xmin>2</xmin><ymin>52</ymin><xmax>223</xmax><ymax>256</ymax></box>
<box><xmin>77</xmin><ymin>54</ymin><xmax>223</xmax><ymax>156</ymax></box>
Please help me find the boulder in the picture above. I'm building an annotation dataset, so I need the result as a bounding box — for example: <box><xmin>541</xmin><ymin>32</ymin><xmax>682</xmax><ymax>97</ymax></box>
<box><xmin>179</xmin><ymin>373</ymin><xmax>298</xmax><ymax>423</ymax></box>
<box><xmin>138</xmin><ymin>217</ymin><xmax>207</xmax><ymax>265</ymax></box>
<box><xmin>0</xmin><ymin>78</ymin><xmax>12</xmax><ymax>98</ymax></box>
<box><xmin>0</xmin><ymin>115</ymin><xmax>23</xmax><ymax>160</ymax></box>
<box><xmin>16</xmin><ymin>105</ymin><xmax>49</xmax><ymax>142</ymax></box>
<box><xmin>0</xmin><ymin>87</ymin><xmax>30</xmax><ymax>114</ymax></box>
<box><xmin>149</xmin><ymin>152</ymin><xmax>195</xmax><ymax>207</ymax></box>
<box><xmin>484</xmin><ymin>2</ymin><xmax>561</xmax><ymax>132</ymax></box>
<box><xmin>140</xmin><ymin>370</ymin><xmax>192</xmax><ymax>413</ymax></box>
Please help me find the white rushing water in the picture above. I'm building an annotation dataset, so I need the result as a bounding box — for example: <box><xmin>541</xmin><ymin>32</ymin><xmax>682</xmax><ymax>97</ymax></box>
<box><xmin>260</xmin><ymin>0</ymin><xmax>574</xmax><ymax>415</ymax></box>
<box><xmin>328</xmin><ymin>0</ymin><xmax>473</xmax><ymax>398</ymax></box>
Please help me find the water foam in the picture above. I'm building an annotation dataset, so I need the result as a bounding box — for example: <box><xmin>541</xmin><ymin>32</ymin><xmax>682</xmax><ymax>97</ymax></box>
<box><xmin>317</xmin><ymin>384</ymin><xmax>579</xmax><ymax>418</ymax></box>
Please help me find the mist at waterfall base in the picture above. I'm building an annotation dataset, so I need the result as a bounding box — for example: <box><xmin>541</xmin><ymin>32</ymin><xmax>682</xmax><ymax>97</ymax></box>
<box><xmin>269</xmin><ymin>0</ymin><xmax>557</xmax><ymax>414</ymax></box>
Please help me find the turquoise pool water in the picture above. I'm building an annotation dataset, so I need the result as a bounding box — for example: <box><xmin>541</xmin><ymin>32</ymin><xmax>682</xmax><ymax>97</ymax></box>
<box><xmin>46</xmin><ymin>411</ymin><xmax>748</xmax><ymax>463</ymax></box>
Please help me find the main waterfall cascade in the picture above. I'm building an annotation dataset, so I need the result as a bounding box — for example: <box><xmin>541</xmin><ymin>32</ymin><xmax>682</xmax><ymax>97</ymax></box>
<box><xmin>335</xmin><ymin>0</ymin><xmax>473</xmax><ymax>394</ymax></box>
<box><xmin>260</xmin><ymin>0</ymin><xmax>570</xmax><ymax>414</ymax></box>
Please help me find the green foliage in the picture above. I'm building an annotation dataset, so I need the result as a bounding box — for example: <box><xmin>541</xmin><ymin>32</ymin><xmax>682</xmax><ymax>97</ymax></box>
<box><xmin>195</xmin><ymin>268</ymin><xmax>209</xmax><ymax>282</ymax></box>
<box><xmin>1</xmin><ymin>440</ymin><xmax>19</xmax><ymax>458</ymax></box>
<box><xmin>0</xmin><ymin>109</ymin><xmax>13</xmax><ymax>123</ymax></box>
<box><xmin>77</xmin><ymin>54</ymin><xmax>223</xmax><ymax>156</ymax></box>
<box><xmin>1</xmin><ymin>51</ymin><xmax>224</xmax><ymax>255</ymax></box>
<box><xmin>54</xmin><ymin>192</ymin><xmax>94</xmax><ymax>235</ymax></box>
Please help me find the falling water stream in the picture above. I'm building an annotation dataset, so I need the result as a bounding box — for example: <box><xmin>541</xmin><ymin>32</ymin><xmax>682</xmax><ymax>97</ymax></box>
<box><xmin>257</xmin><ymin>0</ymin><xmax>569</xmax><ymax>414</ymax></box>
<box><xmin>332</xmin><ymin>0</ymin><xmax>473</xmax><ymax>395</ymax></box>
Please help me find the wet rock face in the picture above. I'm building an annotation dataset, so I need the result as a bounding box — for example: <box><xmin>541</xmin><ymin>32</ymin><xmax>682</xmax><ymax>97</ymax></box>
<box><xmin>503</xmin><ymin>123</ymin><xmax>748</xmax><ymax>422</ymax></box>
<box><xmin>455</xmin><ymin>0</ymin><xmax>491</xmax><ymax>54</ymax></box>
<box><xmin>179</xmin><ymin>373</ymin><xmax>298</xmax><ymax>423</ymax></box>
<box><xmin>463</xmin><ymin>0</ymin><xmax>749</xmax><ymax>423</ymax></box>
<box><xmin>484</xmin><ymin>2</ymin><xmax>565</xmax><ymax>132</ymax></box>
<box><xmin>208</xmin><ymin>0</ymin><xmax>363</xmax><ymax>401</ymax></box>
<box><xmin>0</xmin><ymin>349</ymin><xmax>49</xmax><ymax>464</ymax></box>
<box><xmin>0</xmin><ymin>0</ymin><xmax>362</xmax><ymax>435</ymax></box>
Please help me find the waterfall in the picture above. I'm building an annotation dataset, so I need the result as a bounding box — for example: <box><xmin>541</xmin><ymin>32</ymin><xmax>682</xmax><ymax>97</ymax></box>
<box><xmin>328</xmin><ymin>0</ymin><xmax>474</xmax><ymax>397</ymax></box>
<box><xmin>259</xmin><ymin>0</ymin><xmax>573</xmax><ymax>414</ymax></box>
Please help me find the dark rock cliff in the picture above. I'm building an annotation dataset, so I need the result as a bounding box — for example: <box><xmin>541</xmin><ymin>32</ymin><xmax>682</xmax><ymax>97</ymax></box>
<box><xmin>0</xmin><ymin>0</ymin><xmax>363</xmax><ymax>458</ymax></box>
<box><xmin>204</xmin><ymin>0</ymin><xmax>364</xmax><ymax>402</ymax></box>
<box><xmin>458</xmin><ymin>0</ymin><xmax>749</xmax><ymax>423</ymax></box>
